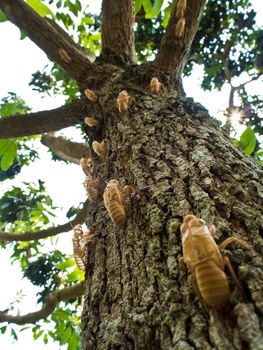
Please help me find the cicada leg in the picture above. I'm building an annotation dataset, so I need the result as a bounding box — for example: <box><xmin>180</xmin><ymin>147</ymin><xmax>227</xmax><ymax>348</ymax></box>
<box><xmin>223</xmin><ymin>256</ymin><xmax>241</xmax><ymax>289</ymax></box>
<box><xmin>218</xmin><ymin>237</ymin><xmax>250</xmax><ymax>251</ymax></box>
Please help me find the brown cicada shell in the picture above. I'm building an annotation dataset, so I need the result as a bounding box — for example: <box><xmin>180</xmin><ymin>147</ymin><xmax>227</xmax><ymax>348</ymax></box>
<box><xmin>84</xmin><ymin>117</ymin><xmax>100</xmax><ymax>127</ymax></box>
<box><xmin>175</xmin><ymin>17</ymin><xmax>186</xmax><ymax>38</ymax></box>
<box><xmin>176</xmin><ymin>0</ymin><xmax>187</xmax><ymax>19</ymax></box>
<box><xmin>150</xmin><ymin>77</ymin><xmax>165</xmax><ymax>94</ymax></box>
<box><xmin>103</xmin><ymin>180</ymin><xmax>127</xmax><ymax>228</ymax></box>
<box><xmin>80</xmin><ymin>157</ymin><xmax>93</xmax><ymax>177</ymax></box>
<box><xmin>72</xmin><ymin>225</ymin><xmax>95</xmax><ymax>271</ymax></box>
<box><xmin>84</xmin><ymin>176</ymin><xmax>102</xmax><ymax>202</ymax></box>
<box><xmin>84</xmin><ymin>89</ymin><xmax>98</xmax><ymax>102</ymax></box>
<box><xmin>180</xmin><ymin>214</ymin><xmax>250</xmax><ymax>309</ymax></box>
<box><xmin>116</xmin><ymin>90</ymin><xmax>130</xmax><ymax>113</ymax></box>
<box><xmin>92</xmin><ymin>140</ymin><xmax>107</xmax><ymax>160</ymax></box>
<box><xmin>58</xmin><ymin>48</ymin><xmax>72</xmax><ymax>63</ymax></box>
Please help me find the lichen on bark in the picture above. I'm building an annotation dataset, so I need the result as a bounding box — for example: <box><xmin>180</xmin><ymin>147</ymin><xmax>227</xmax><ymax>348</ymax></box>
<box><xmin>80</xmin><ymin>73</ymin><xmax>263</xmax><ymax>349</ymax></box>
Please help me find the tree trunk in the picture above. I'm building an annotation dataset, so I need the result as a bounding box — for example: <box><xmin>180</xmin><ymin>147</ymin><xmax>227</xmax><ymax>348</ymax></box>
<box><xmin>80</xmin><ymin>72</ymin><xmax>263</xmax><ymax>350</ymax></box>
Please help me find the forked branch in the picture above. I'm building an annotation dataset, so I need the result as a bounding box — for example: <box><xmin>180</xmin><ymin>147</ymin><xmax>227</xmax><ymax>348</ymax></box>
<box><xmin>0</xmin><ymin>99</ymin><xmax>85</xmax><ymax>139</ymax></box>
<box><xmin>0</xmin><ymin>0</ymin><xmax>94</xmax><ymax>81</ymax></box>
<box><xmin>101</xmin><ymin>0</ymin><xmax>136</xmax><ymax>64</ymax></box>
<box><xmin>0</xmin><ymin>200</ymin><xmax>89</xmax><ymax>242</ymax></box>
<box><xmin>154</xmin><ymin>0</ymin><xmax>206</xmax><ymax>79</ymax></box>
<box><xmin>41</xmin><ymin>134</ymin><xmax>91</xmax><ymax>164</ymax></box>
<box><xmin>0</xmin><ymin>282</ymin><xmax>85</xmax><ymax>325</ymax></box>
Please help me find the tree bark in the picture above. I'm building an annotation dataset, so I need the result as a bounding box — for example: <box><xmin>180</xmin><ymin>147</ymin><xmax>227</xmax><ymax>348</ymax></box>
<box><xmin>80</xmin><ymin>76</ymin><xmax>263</xmax><ymax>350</ymax></box>
<box><xmin>0</xmin><ymin>281</ymin><xmax>84</xmax><ymax>324</ymax></box>
<box><xmin>0</xmin><ymin>0</ymin><xmax>94</xmax><ymax>81</ymax></box>
<box><xmin>41</xmin><ymin>134</ymin><xmax>91</xmax><ymax>164</ymax></box>
<box><xmin>154</xmin><ymin>0</ymin><xmax>206</xmax><ymax>79</ymax></box>
<box><xmin>0</xmin><ymin>200</ymin><xmax>89</xmax><ymax>242</ymax></box>
<box><xmin>101</xmin><ymin>0</ymin><xmax>136</xmax><ymax>65</ymax></box>
<box><xmin>0</xmin><ymin>99</ymin><xmax>86</xmax><ymax>139</ymax></box>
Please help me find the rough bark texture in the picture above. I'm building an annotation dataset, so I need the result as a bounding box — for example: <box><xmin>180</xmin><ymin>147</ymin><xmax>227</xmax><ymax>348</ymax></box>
<box><xmin>154</xmin><ymin>0</ymin><xmax>206</xmax><ymax>78</ymax></box>
<box><xmin>1</xmin><ymin>0</ymin><xmax>263</xmax><ymax>348</ymax></box>
<box><xmin>101</xmin><ymin>0</ymin><xmax>136</xmax><ymax>65</ymax></box>
<box><xmin>80</xmin><ymin>72</ymin><xmax>263</xmax><ymax>350</ymax></box>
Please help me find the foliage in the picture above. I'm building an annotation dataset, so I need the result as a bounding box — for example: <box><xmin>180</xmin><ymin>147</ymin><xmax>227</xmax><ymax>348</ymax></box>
<box><xmin>0</xmin><ymin>180</ymin><xmax>56</xmax><ymax>228</ymax></box>
<box><xmin>234</xmin><ymin>125</ymin><xmax>257</xmax><ymax>155</ymax></box>
<box><xmin>0</xmin><ymin>92</ymin><xmax>30</xmax><ymax>116</ymax></box>
<box><xmin>24</xmin><ymin>250</ymin><xmax>67</xmax><ymax>302</ymax></box>
<box><xmin>0</xmin><ymin>0</ymin><xmax>263</xmax><ymax>348</ymax></box>
<box><xmin>0</xmin><ymin>93</ymin><xmax>38</xmax><ymax>178</ymax></box>
<box><xmin>0</xmin><ymin>161</ymin><xmax>22</xmax><ymax>181</ymax></box>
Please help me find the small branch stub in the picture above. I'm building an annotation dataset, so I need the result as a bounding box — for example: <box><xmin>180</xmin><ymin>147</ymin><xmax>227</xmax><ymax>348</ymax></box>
<box><xmin>84</xmin><ymin>89</ymin><xmax>98</xmax><ymax>102</ymax></box>
<box><xmin>92</xmin><ymin>140</ymin><xmax>107</xmax><ymax>160</ymax></box>
<box><xmin>116</xmin><ymin>90</ymin><xmax>130</xmax><ymax>113</ymax></box>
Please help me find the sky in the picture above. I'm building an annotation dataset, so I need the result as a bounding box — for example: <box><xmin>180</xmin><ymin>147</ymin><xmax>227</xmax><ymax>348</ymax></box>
<box><xmin>0</xmin><ymin>0</ymin><xmax>262</xmax><ymax>349</ymax></box>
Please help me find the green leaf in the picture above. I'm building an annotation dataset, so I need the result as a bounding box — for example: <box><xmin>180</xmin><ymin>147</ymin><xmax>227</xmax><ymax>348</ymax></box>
<box><xmin>143</xmin><ymin>0</ymin><xmax>164</xmax><ymax>19</ymax></box>
<box><xmin>11</xmin><ymin>328</ymin><xmax>18</xmax><ymax>341</ymax></box>
<box><xmin>20</xmin><ymin>31</ymin><xmax>27</xmax><ymax>40</ymax></box>
<box><xmin>82</xmin><ymin>16</ymin><xmax>95</xmax><ymax>25</ymax></box>
<box><xmin>0</xmin><ymin>142</ymin><xmax>17</xmax><ymax>171</ymax></box>
<box><xmin>0</xmin><ymin>102</ymin><xmax>18</xmax><ymax>116</ymax></box>
<box><xmin>239</xmin><ymin>126</ymin><xmax>257</xmax><ymax>155</ymax></box>
<box><xmin>56</xmin><ymin>258</ymin><xmax>75</xmax><ymax>270</ymax></box>
<box><xmin>60</xmin><ymin>327</ymin><xmax>72</xmax><ymax>344</ymax></box>
<box><xmin>0</xmin><ymin>10</ymin><xmax>7</xmax><ymax>22</ymax></box>
<box><xmin>135</xmin><ymin>0</ymin><xmax>142</xmax><ymax>14</ymax></box>
<box><xmin>0</xmin><ymin>326</ymin><xmax>7</xmax><ymax>334</ymax></box>
<box><xmin>255</xmin><ymin>149</ymin><xmax>263</xmax><ymax>158</ymax></box>
<box><xmin>68</xmin><ymin>333</ymin><xmax>79</xmax><ymax>350</ymax></box>
<box><xmin>67</xmin><ymin>268</ymin><xmax>84</xmax><ymax>282</ymax></box>
<box><xmin>0</xmin><ymin>140</ymin><xmax>10</xmax><ymax>156</ymax></box>
<box><xmin>90</xmin><ymin>33</ymin><xmax>101</xmax><ymax>41</ymax></box>
<box><xmin>26</xmin><ymin>0</ymin><xmax>54</xmax><ymax>18</ymax></box>
<box><xmin>43</xmin><ymin>333</ymin><xmax>48</xmax><ymax>344</ymax></box>
<box><xmin>33</xmin><ymin>329</ymin><xmax>44</xmax><ymax>340</ymax></box>
<box><xmin>162</xmin><ymin>4</ymin><xmax>172</xmax><ymax>28</ymax></box>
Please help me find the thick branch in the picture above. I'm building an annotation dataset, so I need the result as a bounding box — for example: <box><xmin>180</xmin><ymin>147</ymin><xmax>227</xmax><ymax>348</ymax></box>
<box><xmin>154</xmin><ymin>0</ymin><xmax>206</xmax><ymax>78</ymax></box>
<box><xmin>0</xmin><ymin>282</ymin><xmax>84</xmax><ymax>325</ymax></box>
<box><xmin>0</xmin><ymin>0</ymin><xmax>94</xmax><ymax>81</ymax></box>
<box><xmin>0</xmin><ymin>200</ymin><xmax>88</xmax><ymax>242</ymax></box>
<box><xmin>101</xmin><ymin>0</ymin><xmax>136</xmax><ymax>64</ymax></box>
<box><xmin>41</xmin><ymin>134</ymin><xmax>91</xmax><ymax>164</ymax></box>
<box><xmin>0</xmin><ymin>100</ymin><xmax>85</xmax><ymax>139</ymax></box>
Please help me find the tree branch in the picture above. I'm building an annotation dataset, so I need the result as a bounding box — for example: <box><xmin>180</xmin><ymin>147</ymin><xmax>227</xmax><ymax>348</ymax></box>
<box><xmin>101</xmin><ymin>0</ymin><xmax>136</xmax><ymax>64</ymax></box>
<box><xmin>0</xmin><ymin>0</ymin><xmax>94</xmax><ymax>81</ymax></box>
<box><xmin>0</xmin><ymin>99</ymin><xmax>85</xmax><ymax>139</ymax></box>
<box><xmin>0</xmin><ymin>200</ymin><xmax>89</xmax><ymax>242</ymax></box>
<box><xmin>41</xmin><ymin>134</ymin><xmax>91</xmax><ymax>164</ymax></box>
<box><xmin>0</xmin><ymin>282</ymin><xmax>85</xmax><ymax>325</ymax></box>
<box><xmin>224</xmin><ymin>73</ymin><xmax>262</xmax><ymax>133</ymax></box>
<box><xmin>154</xmin><ymin>0</ymin><xmax>206</xmax><ymax>79</ymax></box>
